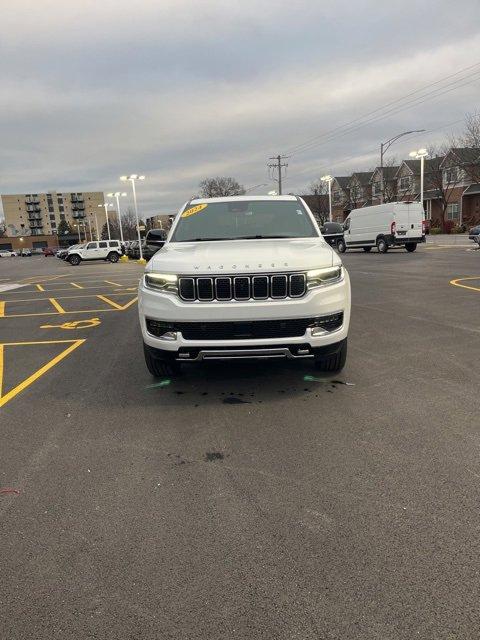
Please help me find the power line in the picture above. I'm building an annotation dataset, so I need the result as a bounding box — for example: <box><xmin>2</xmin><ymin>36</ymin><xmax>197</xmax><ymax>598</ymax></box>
<box><xmin>287</xmin><ymin>71</ymin><xmax>480</xmax><ymax>157</ymax></box>
<box><xmin>284</xmin><ymin>61</ymin><xmax>480</xmax><ymax>156</ymax></box>
<box><xmin>283</xmin><ymin>113</ymin><xmax>480</xmax><ymax>189</ymax></box>
<box><xmin>267</xmin><ymin>155</ymin><xmax>289</xmax><ymax>194</ymax></box>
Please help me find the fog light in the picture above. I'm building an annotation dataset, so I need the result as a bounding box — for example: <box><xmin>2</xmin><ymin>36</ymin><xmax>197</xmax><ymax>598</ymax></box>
<box><xmin>146</xmin><ymin>319</ymin><xmax>177</xmax><ymax>340</ymax></box>
<box><xmin>309</xmin><ymin>312</ymin><xmax>344</xmax><ymax>334</ymax></box>
<box><xmin>311</xmin><ymin>326</ymin><xmax>328</xmax><ymax>336</ymax></box>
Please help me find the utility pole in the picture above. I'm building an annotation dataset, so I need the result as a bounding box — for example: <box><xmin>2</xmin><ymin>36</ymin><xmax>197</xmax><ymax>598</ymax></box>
<box><xmin>267</xmin><ymin>155</ymin><xmax>289</xmax><ymax>195</ymax></box>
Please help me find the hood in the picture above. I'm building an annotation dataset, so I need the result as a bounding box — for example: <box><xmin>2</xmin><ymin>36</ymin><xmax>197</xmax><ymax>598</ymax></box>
<box><xmin>147</xmin><ymin>238</ymin><xmax>338</xmax><ymax>275</ymax></box>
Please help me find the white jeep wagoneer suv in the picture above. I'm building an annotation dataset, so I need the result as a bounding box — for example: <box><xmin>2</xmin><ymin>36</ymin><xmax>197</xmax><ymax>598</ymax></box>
<box><xmin>138</xmin><ymin>196</ymin><xmax>351</xmax><ymax>376</ymax></box>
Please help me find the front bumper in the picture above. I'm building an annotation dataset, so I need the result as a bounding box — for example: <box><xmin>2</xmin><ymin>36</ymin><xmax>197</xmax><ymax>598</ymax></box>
<box><xmin>138</xmin><ymin>270</ymin><xmax>351</xmax><ymax>355</ymax></box>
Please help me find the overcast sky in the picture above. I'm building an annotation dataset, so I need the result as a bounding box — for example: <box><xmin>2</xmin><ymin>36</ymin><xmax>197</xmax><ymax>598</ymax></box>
<box><xmin>1</xmin><ymin>0</ymin><xmax>479</xmax><ymax>219</ymax></box>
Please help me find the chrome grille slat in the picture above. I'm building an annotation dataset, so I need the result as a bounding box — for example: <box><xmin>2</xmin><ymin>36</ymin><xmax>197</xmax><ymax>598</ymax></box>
<box><xmin>178</xmin><ymin>273</ymin><xmax>306</xmax><ymax>301</ymax></box>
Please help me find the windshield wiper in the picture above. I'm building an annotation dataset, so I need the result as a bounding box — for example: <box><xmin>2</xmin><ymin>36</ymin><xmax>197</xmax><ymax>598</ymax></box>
<box><xmin>178</xmin><ymin>237</ymin><xmax>238</xmax><ymax>242</ymax></box>
<box><xmin>234</xmin><ymin>235</ymin><xmax>292</xmax><ymax>239</ymax></box>
<box><xmin>177</xmin><ymin>235</ymin><xmax>294</xmax><ymax>242</ymax></box>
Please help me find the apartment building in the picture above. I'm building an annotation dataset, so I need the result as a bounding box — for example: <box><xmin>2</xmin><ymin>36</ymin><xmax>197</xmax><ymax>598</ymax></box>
<box><xmin>1</xmin><ymin>190</ymin><xmax>106</xmax><ymax>238</ymax></box>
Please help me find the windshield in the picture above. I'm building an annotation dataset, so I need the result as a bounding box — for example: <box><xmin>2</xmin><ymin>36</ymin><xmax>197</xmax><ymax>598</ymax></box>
<box><xmin>171</xmin><ymin>200</ymin><xmax>318</xmax><ymax>242</ymax></box>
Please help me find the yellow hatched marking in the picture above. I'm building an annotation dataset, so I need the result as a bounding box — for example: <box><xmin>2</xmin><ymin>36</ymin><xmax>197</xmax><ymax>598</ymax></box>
<box><xmin>0</xmin><ymin>339</ymin><xmax>85</xmax><ymax>409</ymax></box>
<box><xmin>49</xmin><ymin>298</ymin><xmax>66</xmax><ymax>314</ymax></box>
<box><xmin>70</xmin><ymin>282</ymin><xmax>83</xmax><ymax>289</ymax></box>
<box><xmin>36</xmin><ymin>284</ymin><xmax>45</xmax><ymax>291</ymax></box>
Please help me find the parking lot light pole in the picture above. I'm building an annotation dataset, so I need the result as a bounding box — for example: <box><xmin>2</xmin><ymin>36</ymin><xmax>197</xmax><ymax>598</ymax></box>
<box><xmin>409</xmin><ymin>148</ymin><xmax>429</xmax><ymax>208</ymax></box>
<box><xmin>380</xmin><ymin>129</ymin><xmax>425</xmax><ymax>203</ymax></box>
<box><xmin>107</xmin><ymin>192</ymin><xmax>127</xmax><ymax>243</ymax></box>
<box><xmin>94</xmin><ymin>213</ymin><xmax>99</xmax><ymax>240</ymax></box>
<box><xmin>321</xmin><ymin>175</ymin><xmax>333</xmax><ymax>222</ymax></box>
<box><xmin>98</xmin><ymin>203</ymin><xmax>113</xmax><ymax>240</ymax></box>
<box><xmin>120</xmin><ymin>175</ymin><xmax>145</xmax><ymax>261</ymax></box>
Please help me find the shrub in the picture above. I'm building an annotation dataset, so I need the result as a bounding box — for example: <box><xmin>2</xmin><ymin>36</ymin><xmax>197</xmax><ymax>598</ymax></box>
<box><xmin>430</xmin><ymin>227</ymin><xmax>442</xmax><ymax>234</ymax></box>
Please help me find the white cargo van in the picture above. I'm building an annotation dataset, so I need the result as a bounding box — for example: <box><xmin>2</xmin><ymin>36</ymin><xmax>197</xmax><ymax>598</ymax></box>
<box><xmin>337</xmin><ymin>202</ymin><xmax>426</xmax><ymax>253</ymax></box>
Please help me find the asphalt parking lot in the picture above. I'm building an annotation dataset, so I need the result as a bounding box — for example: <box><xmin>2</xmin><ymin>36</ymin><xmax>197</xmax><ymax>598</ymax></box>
<box><xmin>1</xmin><ymin>244</ymin><xmax>480</xmax><ymax>639</ymax></box>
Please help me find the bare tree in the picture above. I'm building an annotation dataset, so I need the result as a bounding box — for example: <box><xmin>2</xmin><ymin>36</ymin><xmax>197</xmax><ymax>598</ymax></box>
<box><xmin>303</xmin><ymin>180</ymin><xmax>330</xmax><ymax>223</ymax></box>
<box><xmin>381</xmin><ymin>157</ymin><xmax>399</xmax><ymax>203</ymax></box>
<box><xmin>425</xmin><ymin>147</ymin><xmax>463</xmax><ymax>229</ymax></box>
<box><xmin>199</xmin><ymin>177</ymin><xmax>246</xmax><ymax>198</ymax></box>
<box><xmin>459</xmin><ymin>111</ymin><xmax>480</xmax><ymax>149</ymax></box>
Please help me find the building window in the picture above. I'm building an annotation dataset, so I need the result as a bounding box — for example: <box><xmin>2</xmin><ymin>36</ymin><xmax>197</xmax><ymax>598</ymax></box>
<box><xmin>446</xmin><ymin>203</ymin><xmax>460</xmax><ymax>220</ymax></box>
<box><xmin>51</xmin><ymin>222</ymin><xmax>56</xmax><ymax>229</ymax></box>
<box><xmin>48</xmin><ymin>206</ymin><xmax>54</xmax><ymax>213</ymax></box>
<box><xmin>372</xmin><ymin>181</ymin><xmax>381</xmax><ymax>196</ymax></box>
<box><xmin>49</xmin><ymin>214</ymin><xmax>55</xmax><ymax>221</ymax></box>
<box><xmin>60</xmin><ymin>213</ymin><xmax>65</xmax><ymax>220</ymax></box>
<box><xmin>59</xmin><ymin>205</ymin><xmax>64</xmax><ymax>212</ymax></box>
<box><xmin>400</xmin><ymin>176</ymin><xmax>411</xmax><ymax>190</ymax></box>
<box><xmin>333</xmin><ymin>191</ymin><xmax>341</xmax><ymax>203</ymax></box>
<box><xmin>444</xmin><ymin>167</ymin><xmax>462</xmax><ymax>184</ymax></box>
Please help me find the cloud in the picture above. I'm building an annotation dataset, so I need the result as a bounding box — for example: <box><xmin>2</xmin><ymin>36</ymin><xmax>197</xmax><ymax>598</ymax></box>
<box><xmin>1</xmin><ymin>0</ymin><xmax>479</xmax><ymax>218</ymax></box>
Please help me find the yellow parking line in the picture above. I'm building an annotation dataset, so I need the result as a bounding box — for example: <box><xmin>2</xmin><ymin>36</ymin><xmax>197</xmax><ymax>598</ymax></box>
<box><xmin>36</xmin><ymin>284</ymin><xmax>45</xmax><ymax>291</ymax></box>
<box><xmin>0</xmin><ymin>344</ymin><xmax>3</xmax><ymax>398</ymax></box>
<box><xmin>0</xmin><ymin>302</ymin><xmax>4</xmax><ymax>318</ymax></box>
<box><xmin>104</xmin><ymin>280</ymin><xmax>122</xmax><ymax>287</ymax></box>
<box><xmin>49</xmin><ymin>298</ymin><xmax>66</xmax><ymax>313</ymax></box>
<box><xmin>70</xmin><ymin>282</ymin><xmax>83</xmax><ymax>289</ymax></box>
<box><xmin>449</xmin><ymin>276</ymin><xmax>480</xmax><ymax>292</ymax></box>
<box><xmin>2</xmin><ymin>292</ymin><xmax>137</xmax><ymax>303</ymax></box>
<box><xmin>96</xmin><ymin>294</ymin><xmax>124</xmax><ymax>310</ymax></box>
<box><xmin>0</xmin><ymin>339</ymin><xmax>85</xmax><ymax>409</ymax></box>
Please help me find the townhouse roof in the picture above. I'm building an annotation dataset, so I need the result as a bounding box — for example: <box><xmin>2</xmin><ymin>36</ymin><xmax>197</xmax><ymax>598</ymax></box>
<box><xmin>350</xmin><ymin>171</ymin><xmax>373</xmax><ymax>186</ymax></box>
<box><xmin>441</xmin><ymin>147</ymin><xmax>480</xmax><ymax>166</ymax></box>
<box><xmin>333</xmin><ymin>176</ymin><xmax>350</xmax><ymax>190</ymax></box>
<box><xmin>371</xmin><ymin>166</ymin><xmax>399</xmax><ymax>181</ymax></box>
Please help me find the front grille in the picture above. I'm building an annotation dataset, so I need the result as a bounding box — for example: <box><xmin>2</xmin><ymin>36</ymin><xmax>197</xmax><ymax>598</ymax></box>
<box><xmin>147</xmin><ymin>314</ymin><xmax>343</xmax><ymax>341</ymax></box>
<box><xmin>178</xmin><ymin>273</ymin><xmax>306</xmax><ymax>301</ymax></box>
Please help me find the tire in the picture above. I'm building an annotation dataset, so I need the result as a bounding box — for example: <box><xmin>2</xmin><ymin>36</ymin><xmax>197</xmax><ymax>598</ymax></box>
<box><xmin>376</xmin><ymin>237</ymin><xmax>388</xmax><ymax>253</ymax></box>
<box><xmin>143</xmin><ymin>343</ymin><xmax>180</xmax><ymax>377</ymax></box>
<box><xmin>363</xmin><ymin>247</ymin><xmax>372</xmax><ymax>252</ymax></box>
<box><xmin>108</xmin><ymin>252</ymin><xmax>119</xmax><ymax>263</ymax></box>
<box><xmin>337</xmin><ymin>239</ymin><xmax>346</xmax><ymax>253</ymax></box>
<box><xmin>314</xmin><ymin>339</ymin><xmax>347</xmax><ymax>373</ymax></box>
<box><xmin>68</xmin><ymin>254</ymin><xmax>81</xmax><ymax>266</ymax></box>
<box><xmin>405</xmin><ymin>243</ymin><xmax>417</xmax><ymax>252</ymax></box>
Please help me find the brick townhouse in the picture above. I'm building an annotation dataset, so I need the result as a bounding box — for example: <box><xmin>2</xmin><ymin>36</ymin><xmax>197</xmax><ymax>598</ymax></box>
<box><xmin>318</xmin><ymin>146</ymin><xmax>480</xmax><ymax>229</ymax></box>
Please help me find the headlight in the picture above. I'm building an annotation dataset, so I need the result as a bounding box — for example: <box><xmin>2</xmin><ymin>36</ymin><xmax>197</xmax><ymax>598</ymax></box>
<box><xmin>144</xmin><ymin>273</ymin><xmax>178</xmax><ymax>293</ymax></box>
<box><xmin>306</xmin><ymin>266</ymin><xmax>343</xmax><ymax>289</ymax></box>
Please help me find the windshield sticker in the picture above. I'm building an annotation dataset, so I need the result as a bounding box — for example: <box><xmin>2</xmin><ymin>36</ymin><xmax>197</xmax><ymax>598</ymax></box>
<box><xmin>182</xmin><ymin>203</ymin><xmax>208</xmax><ymax>218</ymax></box>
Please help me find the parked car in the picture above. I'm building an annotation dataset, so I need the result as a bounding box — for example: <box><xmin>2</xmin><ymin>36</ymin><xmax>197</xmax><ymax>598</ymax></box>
<box><xmin>130</xmin><ymin>233</ymin><xmax>166</xmax><ymax>260</ymax></box>
<box><xmin>67</xmin><ymin>240</ymin><xmax>122</xmax><ymax>265</ymax></box>
<box><xmin>139</xmin><ymin>195</ymin><xmax>351</xmax><ymax>376</ymax></box>
<box><xmin>127</xmin><ymin>240</ymin><xmax>139</xmax><ymax>259</ymax></box>
<box><xmin>19</xmin><ymin>248</ymin><xmax>32</xmax><ymax>256</ymax></box>
<box><xmin>43</xmin><ymin>247</ymin><xmax>58</xmax><ymax>256</ymax></box>
<box><xmin>468</xmin><ymin>225</ymin><xmax>480</xmax><ymax>241</ymax></box>
<box><xmin>0</xmin><ymin>249</ymin><xmax>17</xmax><ymax>257</ymax></box>
<box><xmin>320</xmin><ymin>221</ymin><xmax>344</xmax><ymax>248</ymax></box>
<box><xmin>337</xmin><ymin>202</ymin><xmax>426</xmax><ymax>253</ymax></box>
<box><xmin>57</xmin><ymin>244</ymin><xmax>81</xmax><ymax>260</ymax></box>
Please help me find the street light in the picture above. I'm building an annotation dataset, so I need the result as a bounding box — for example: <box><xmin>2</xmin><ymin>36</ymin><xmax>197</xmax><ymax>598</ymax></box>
<box><xmin>120</xmin><ymin>174</ymin><xmax>145</xmax><ymax>260</ymax></box>
<box><xmin>98</xmin><ymin>202</ymin><xmax>113</xmax><ymax>240</ymax></box>
<box><xmin>321</xmin><ymin>175</ymin><xmax>333</xmax><ymax>222</ymax></box>
<box><xmin>380</xmin><ymin>129</ymin><xmax>425</xmax><ymax>203</ymax></box>
<box><xmin>107</xmin><ymin>192</ymin><xmax>127</xmax><ymax>243</ymax></box>
<box><xmin>409</xmin><ymin>148</ymin><xmax>428</xmax><ymax>207</ymax></box>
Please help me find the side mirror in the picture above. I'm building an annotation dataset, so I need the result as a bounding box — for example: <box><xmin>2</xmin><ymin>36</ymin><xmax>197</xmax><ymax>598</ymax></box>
<box><xmin>145</xmin><ymin>229</ymin><xmax>166</xmax><ymax>248</ymax></box>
